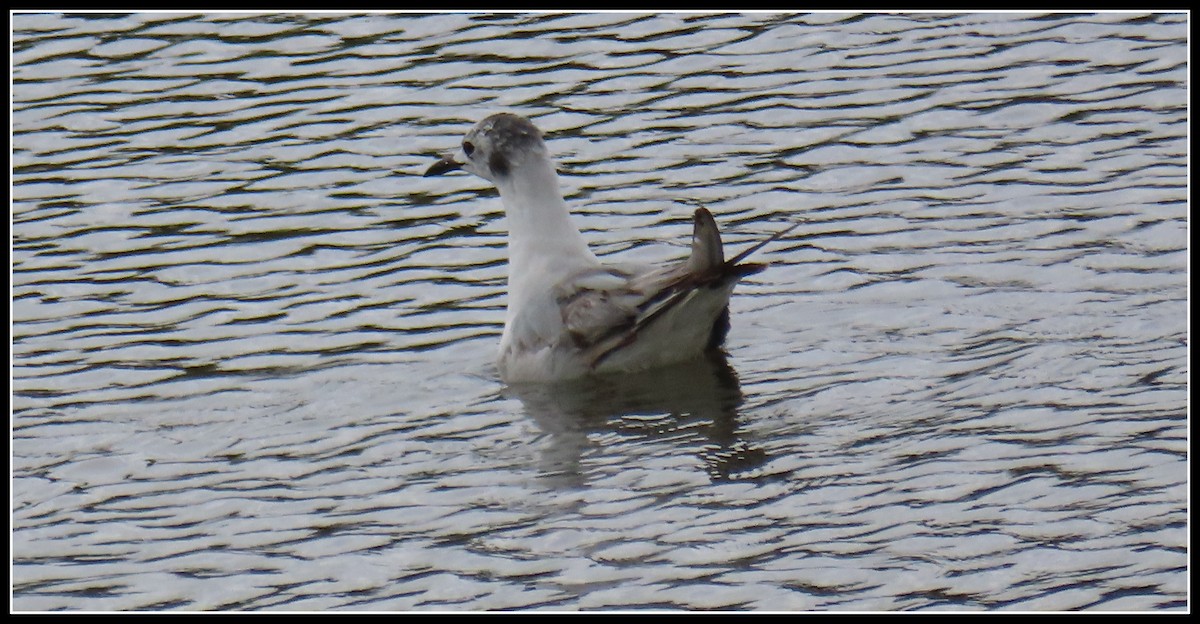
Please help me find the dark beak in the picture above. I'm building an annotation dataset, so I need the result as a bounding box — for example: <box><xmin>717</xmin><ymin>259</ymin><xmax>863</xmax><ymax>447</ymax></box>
<box><xmin>424</xmin><ymin>156</ymin><xmax>462</xmax><ymax>177</ymax></box>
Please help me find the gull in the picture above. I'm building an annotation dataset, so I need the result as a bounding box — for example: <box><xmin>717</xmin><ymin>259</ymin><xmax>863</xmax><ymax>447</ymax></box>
<box><xmin>424</xmin><ymin>113</ymin><xmax>795</xmax><ymax>383</ymax></box>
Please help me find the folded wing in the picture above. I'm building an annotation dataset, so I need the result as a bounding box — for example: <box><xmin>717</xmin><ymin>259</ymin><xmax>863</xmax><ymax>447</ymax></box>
<box><xmin>552</xmin><ymin>208</ymin><xmax>798</xmax><ymax>373</ymax></box>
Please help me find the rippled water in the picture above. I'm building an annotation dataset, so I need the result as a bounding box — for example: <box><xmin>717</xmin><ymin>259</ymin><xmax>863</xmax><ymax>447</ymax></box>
<box><xmin>11</xmin><ymin>11</ymin><xmax>1189</xmax><ymax>611</ymax></box>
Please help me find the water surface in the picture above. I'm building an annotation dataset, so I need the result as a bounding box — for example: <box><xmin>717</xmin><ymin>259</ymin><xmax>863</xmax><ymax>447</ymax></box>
<box><xmin>11</xmin><ymin>11</ymin><xmax>1189</xmax><ymax>611</ymax></box>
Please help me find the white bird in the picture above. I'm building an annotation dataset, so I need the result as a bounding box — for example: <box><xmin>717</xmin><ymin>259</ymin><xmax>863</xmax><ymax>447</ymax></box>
<box><xmin>424</xmin><ymin>113</ymin><xmax>794</xmax><ymax>383</ymax></box>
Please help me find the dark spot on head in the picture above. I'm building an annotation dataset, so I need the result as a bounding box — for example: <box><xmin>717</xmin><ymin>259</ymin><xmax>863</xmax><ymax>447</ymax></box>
<box><xmin>472</xmin><ymin>113</ymin><xmax>546</xmax><ymax>179</ymax></box>
<box><xmin>462</xmin><ymin>141</ymin><xmax>475</xmax><ymax>158</ymax></box>
<box><xmin>489</xmin><ymin>151</ymin><xmax>510</xmax><ymax>178</ymax></box>
<box><xmin>488</xmin><ymin>114</ymin><xmax>541</xmax><ymax>141</ymax></box>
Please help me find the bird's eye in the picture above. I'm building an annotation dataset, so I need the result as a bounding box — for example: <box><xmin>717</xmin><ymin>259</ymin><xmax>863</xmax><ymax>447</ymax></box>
<box><xmin>462</xmin><ymin>141</ymin><xmax>475</xmax><ymax>158</ymax></box>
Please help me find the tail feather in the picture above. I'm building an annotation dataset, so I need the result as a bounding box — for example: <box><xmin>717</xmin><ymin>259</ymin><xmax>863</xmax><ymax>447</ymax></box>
<box><xmin>688</xmin><ymin>207</ymin><xmax>725</xmax><ymax>275</ymax></box>
<box><xmin>692</xmin><ymin>206</ymin><xmax>799</xmax><ymax>282</ymax></box>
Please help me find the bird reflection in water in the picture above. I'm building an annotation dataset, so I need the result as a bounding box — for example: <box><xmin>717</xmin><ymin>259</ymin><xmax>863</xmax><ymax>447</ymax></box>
<box><xmin>504</xmin><ymin>350</ymin><xmax>768</xmax><ymax>488</ymax></box>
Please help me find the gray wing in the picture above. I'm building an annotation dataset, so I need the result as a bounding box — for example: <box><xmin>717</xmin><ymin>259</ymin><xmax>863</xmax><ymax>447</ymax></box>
<box><xmin>553</xmin><ymin>264</ymin><xmax>677</xmax><ymax>349</ymax></box>
<box><xmin>553</xmin><ymin>208</ymin><xmax>797</xmax><ymax>371</ymax></box>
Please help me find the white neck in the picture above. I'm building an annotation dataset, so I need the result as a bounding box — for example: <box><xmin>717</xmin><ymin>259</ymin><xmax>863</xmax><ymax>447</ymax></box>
<box><xmin>495</xmin><ymin>156</ymin><xmax>598</xmax><ymax>297</ymax></box>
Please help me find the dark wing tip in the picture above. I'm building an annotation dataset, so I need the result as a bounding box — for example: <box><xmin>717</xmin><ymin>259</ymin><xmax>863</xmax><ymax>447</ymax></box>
<box><xmin>689</xmin><ymin>207</ymin><xmax>725</xmax><ymax>274</ymax></box>
<box><xmin>724</xmin><ymin>219</ymin><xmax>801</xmax><ymax>268</ymax></box>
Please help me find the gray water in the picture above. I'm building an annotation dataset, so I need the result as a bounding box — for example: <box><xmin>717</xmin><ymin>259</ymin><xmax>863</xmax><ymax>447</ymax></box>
<box><xmin>11</xmin><ymin>11</ymin><xmax>1189</xmax><ymax>612</ymax></box>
